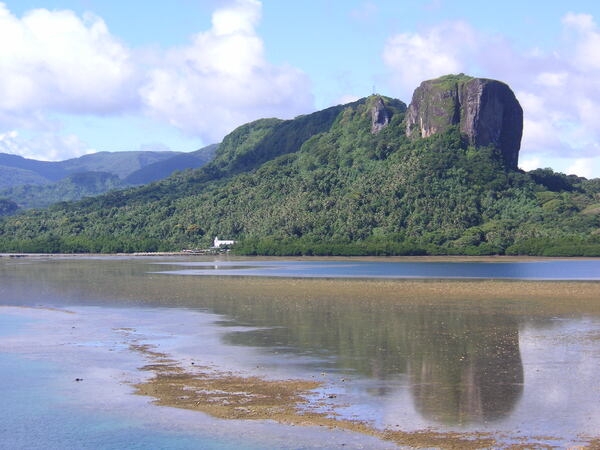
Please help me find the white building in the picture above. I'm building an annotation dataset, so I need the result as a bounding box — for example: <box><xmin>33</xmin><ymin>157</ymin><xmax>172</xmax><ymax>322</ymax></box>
<box><xmin>213</xmin><ymin>237</ymin><xmax>236</xmax><ymax>248</ymax></box>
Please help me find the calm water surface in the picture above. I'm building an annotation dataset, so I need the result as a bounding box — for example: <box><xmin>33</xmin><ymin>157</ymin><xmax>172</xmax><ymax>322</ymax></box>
<box><xmin>1</xmin><ymin>256</ymin><xmax>599</xmax><ymax>448</ymax></box>
<box><xmin>154</xmin><ymin>258</ymin><xmax>600</xmax><ymax>280</ymax></box>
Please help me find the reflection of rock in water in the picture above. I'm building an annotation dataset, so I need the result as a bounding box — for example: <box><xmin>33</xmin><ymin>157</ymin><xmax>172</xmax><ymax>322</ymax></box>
<box><xmin>213</xmin><ymin>289</ymin><xmax>524</xmax><ymax>426</ymax></box>
<box><xmin>409</xmin><ymin>313</ymin><xmax>523</xmax><ymax>425</ymax></box>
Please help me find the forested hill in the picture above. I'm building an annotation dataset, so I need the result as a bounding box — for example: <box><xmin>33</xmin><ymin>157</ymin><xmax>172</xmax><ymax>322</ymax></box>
<box><xmin>1</xmin><ymin>75</ymin><xmax>599</xmax><ymax>256</ymax></box>
<box><xmin>0</xmin><ymin>146</ymin><xmax>217</xmax><ymax>210</ymax></box>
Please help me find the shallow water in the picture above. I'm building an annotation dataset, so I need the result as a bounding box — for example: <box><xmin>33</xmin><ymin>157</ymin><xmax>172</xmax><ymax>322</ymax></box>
<box><xmin>0</xmin><ymin>306</ymin><xmax>391</xmax><ymax>450</ymax></box>
<box><xmin>155</xmin><ymin>258</ymin><xmax>600</xmax><ymax>280</ymax></box>
<box><xmin>1</xmin><ymin>256</ymin><xmax>600</xmax><ymax>448</ymax></box>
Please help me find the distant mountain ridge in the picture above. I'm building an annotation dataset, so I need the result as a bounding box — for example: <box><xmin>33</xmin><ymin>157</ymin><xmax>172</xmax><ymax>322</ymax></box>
<box><xmin>0</xmin><ymin>154</ymin><xmax>67</xmax><ymax>186</ymax></box>
<box><xmin>0</xmin><ymin>150</ymin><xmax>180</xmax><ymax>186</ymax></box>
<box><xmin>0</xmin><ymin>145</ymin><xmax>217</xmax><ymax>209</ymax></box>
<box><xmin>124</xmin><ymin>145</ymin><xmax>218</xmax><ymax>185</ymax></box>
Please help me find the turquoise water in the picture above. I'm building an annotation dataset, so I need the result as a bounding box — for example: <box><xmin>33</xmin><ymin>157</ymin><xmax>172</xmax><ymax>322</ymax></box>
<box><xmin>0</xmin><ymin>354</ymin><xmax>228</xmax><ymax>450</ymax></box>
<box><xmin>0</xmin><ymin>312</ymin><xmax>253</xmax><ymax>450</ymax></box>
<box><xmin>0</xmin><ymin>308</ymin><xmax>390</xmax><ymax>450</ymax></box>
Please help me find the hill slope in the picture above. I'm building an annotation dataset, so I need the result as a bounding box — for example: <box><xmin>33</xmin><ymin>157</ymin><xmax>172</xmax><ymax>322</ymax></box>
<box><xmin>0</xmin><ymin>165</ymin><xmax>52</xmax><ymax>189</ymax></box>
<box><xmin>0</xmin><ymin>154</ymin><xmax>67</xmax><ymax>184</ymax></box>
<box><xmin>0</xmin><ymin>150</ymin><xmax>178</xmax><ymax>185</ymax></box>
<box><xmin>0</xmin><ymin>146</ymin><xmax>216</xmax><ymax>210</ymax></box>
<box><xmin>124</xmin><ymin>145</ymin><xmax>218</xmax><ymax>185</ymax></box>
<box><xmin>58</xmin><ymin>151</ymin><xmax>179</xmax><ymax>179</ymax></box>
<box><xmin>0</xmin><ymin>75</ymin><xmax>599</xmax><ymax>255</ymax></box>
<box><xmin>0</xmin><ymin>172</ymin><xmax>123</xmax><ymax>210</ymax></box>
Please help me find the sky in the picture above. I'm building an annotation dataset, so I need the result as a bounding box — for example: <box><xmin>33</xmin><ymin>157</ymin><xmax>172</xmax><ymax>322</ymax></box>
<box><xmin>1</xmin><ymin>1</ymin><xmax>600</xmax><ymax>178</ymax></box>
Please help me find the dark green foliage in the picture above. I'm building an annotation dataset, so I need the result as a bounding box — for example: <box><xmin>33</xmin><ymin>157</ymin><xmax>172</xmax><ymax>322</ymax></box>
<box><xmin>428</xmin><ymin>73</ymin><xmax>474</xmax><ymax>90</ymax></box>
<box><xmin>209</xmin><ymin>102</ymin><xmax>353</xmax><ymax>176</ymax></box>
<box><xmin>529</xmin><ymin>168</ymin><xmax>581</xmax><ymax>192</ymax></box>
<box><xmin>0</xmin><ymin>95</ymin><xmax>598</xmax><ymax>256</ymax></box>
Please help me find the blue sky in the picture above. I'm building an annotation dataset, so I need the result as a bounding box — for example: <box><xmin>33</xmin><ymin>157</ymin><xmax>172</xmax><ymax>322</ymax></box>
<box><xmin>1</xmin><ymin>1</ymin><xmax>600</xmax><ymax>178</ymax></box>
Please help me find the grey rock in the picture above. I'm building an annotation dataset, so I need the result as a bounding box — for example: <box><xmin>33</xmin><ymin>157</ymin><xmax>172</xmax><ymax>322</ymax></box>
<box><xmin>405</xmin><ymin>74</ymin><xmax>523</xmax><ymax>169</ymax></box>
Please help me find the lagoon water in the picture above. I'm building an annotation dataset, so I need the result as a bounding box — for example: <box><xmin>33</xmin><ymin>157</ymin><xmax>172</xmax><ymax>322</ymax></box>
<box><xmin>155</xmin><ymin>258</ymin><xmax>600</xmax><ymax>280</ymax></box>
<box><xmin>1</xmin><ymin>255</ymin><xmax>600</xmax><ymax>448</ymax></box>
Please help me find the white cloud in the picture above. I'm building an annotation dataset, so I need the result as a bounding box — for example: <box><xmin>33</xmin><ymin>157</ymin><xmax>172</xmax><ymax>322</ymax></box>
<box><xmin>0</xmin><ymin>0</ymin><xmax>314</xmax><ymax>160</ymax></box>
<box><xmin>139</xmin><ymin>0</ymin><xmax>313</xmax><ymax>142</ymax></box>
<box><xmin>519</xmin><ymin>156</ymin><xmax>542</xmax><ymax>172</ymax></box>
<box><xmin>512</xmin><ymin>14</ymin><xmax>600</xmax><ymax>171</ymax></box>
<box><xmin>0</xmin><ymin>129</ymin><xmax>94</xmax><ymax>161</ymax></box>
<box><xmin>566</xmin><ymin>158</ymin><xmax>595</xmax><ymax>178</ymax></box>
<box><xmin>382</xmin><ymin>13</ymin><xmax>600</xmax><ymax>178</ymax></box>
<box><xmin>0</xmin><ymin>3</ymin><xmax>137</xmax><ymax>116</ymax></box>
<box><xmin>535</xmin><ymin>72</ymin><xmax>568</xmax><ymax>88</ymax></box>
<box><xmin>562</xmin><ymin>12</ymin><xmax>600</xmax><ymax>71</ymax></box>
<box><xmin>382</xmin><ymin>21</ymin><xmax>477</xmax><ymax>101</ymax></box>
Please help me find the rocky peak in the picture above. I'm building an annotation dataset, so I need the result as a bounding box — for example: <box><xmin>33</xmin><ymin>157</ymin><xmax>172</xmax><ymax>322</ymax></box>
<box><xmin>371</xmin><ymin>96</ymin><xmax>391</xmax><ymax>134</ymax></box>
<box><xmin>405</xmin><ymin>74</ymin><xmax>523</xmax><ymax>169</ymax></box>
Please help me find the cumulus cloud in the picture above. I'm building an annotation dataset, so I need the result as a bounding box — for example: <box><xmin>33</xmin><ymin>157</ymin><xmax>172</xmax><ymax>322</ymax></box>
<box><xmin>139</xmin><ymin>0</ymin><xmax>313</xmax><ymax>142</ymax></box>
<box><xmin>0</xmin><ymin>3</ymin><xmax>137</xmax><ymax>161</ymax></box>
<box><xmin>519</xmin><ymin>156</ymin><xmax>543</xmax><ymax>173</ymax></box>
<box><xmin>566</xmin><ymin>158</ymin><xmax>595</xmax><ymax>178</ymax></box>
<box><xmin>0</xmin><ymin>3</ymin><xmax>137</xmax><ymax>117</ymax></box>
<box><xmin>0</xmin><ymin>129</ymin><xmax>94</xmax><ymax>161</ymax></box>
<box><xmin>562</xmin><ymin>12</ymin><xmax>600</xmax><ymax>71</ymax></box>
<box><xmin>0</xmin><ymin>0</ymin><xmax>314</xmax><ymax>159</ymax></box>
<box><xmin>382</xmin><ymin>13</ymin><xmax>600</xmax><ymax>177</ymax></box>
<box><xmin>511</xmin><ymin>13</ymin><xmax>600</xmax><ymax>173</ymax></box>
<box><xmin>382</xmin><ymin>21</ymin><xmax>477</xmax><ymax>100</ymax></box>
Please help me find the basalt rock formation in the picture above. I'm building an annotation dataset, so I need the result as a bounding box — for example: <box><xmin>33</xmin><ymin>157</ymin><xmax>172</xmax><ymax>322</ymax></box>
<box><xmin>405</xmin><ymin>74</ymin><xmax>523</xmax><ymax>169</ymax></box>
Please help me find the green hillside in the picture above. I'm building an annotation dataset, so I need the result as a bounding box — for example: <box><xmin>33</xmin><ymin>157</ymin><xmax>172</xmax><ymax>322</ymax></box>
<box><xmin>0</xmin><ymin>150</ymin><xmax>178</xmax><ymax>185</ymax></box>
<box><xmin>0</xmin><ymin>172</ymin><xmax>123</xmax><ymax>210</ymax></box>
<box><xmin>0</xmin><ymin>147</ymin><xmax>217</xmax><ymax>210</ymax></box>
<box><xmin>0</xmin><ymin>155</ymin><xmax>66</xmax><ymax>184</ymax></box>
<box><xmin>0</xmin><ymin>165</ymin><xmax>52</xmax><ymax>189</ymax></box>
<box><xmin>56</xmin><ymin>151</ymin><xmax>179</xmax><ymax>179</ymax></box>
<box><xmin>124</xmin><ymin>145</ymin><xmax>218</xmax><ymax>185</ymax></box>
<box><xmin>1</xmin><ymin>91</ymin><xmax>599</xmax><ymax>256</ymax></box>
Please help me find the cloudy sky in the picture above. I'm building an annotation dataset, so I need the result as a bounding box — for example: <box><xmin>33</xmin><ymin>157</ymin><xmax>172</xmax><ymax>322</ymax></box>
<box><xmin>1</xmin><ymin>0</ymin><xmax>600</xmax><ymax>178</ymax></box>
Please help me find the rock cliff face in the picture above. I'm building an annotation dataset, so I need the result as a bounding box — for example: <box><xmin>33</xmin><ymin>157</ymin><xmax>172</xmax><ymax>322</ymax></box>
<box><xmin>405</xmin><ymin>74</ymin><xmax>523</xmax><ymax>169</ymax></box>
<box><xmin>370</xmin><ymin>96</ymin><xmax>391</xmax><ymax>133</ymax></box>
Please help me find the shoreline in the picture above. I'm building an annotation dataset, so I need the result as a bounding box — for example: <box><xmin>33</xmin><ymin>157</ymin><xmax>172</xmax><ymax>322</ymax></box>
<box><xmin>132</xmin><ymin>343</ymin><xmax>501</xmax><ymax>450</ymax></box>
<box><xmin>129</xmin><ymin>321</ymin><xmax>600</xmax><ymax>450</ymax></box>
<box><xmin>2</xmin><ymin>252</ymin><xmax>600</xmax><ymax>262</ymax></box>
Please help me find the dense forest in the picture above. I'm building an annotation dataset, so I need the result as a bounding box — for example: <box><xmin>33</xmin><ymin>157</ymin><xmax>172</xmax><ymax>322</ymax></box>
<box><xmin>0</xmin><ymin>91</ymin><xmax>599</xmax><ymax>256</ymax></box>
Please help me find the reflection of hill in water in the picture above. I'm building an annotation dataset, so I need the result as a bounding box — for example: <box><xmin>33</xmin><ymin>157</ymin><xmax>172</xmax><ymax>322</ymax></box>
<box><xmin>1</xmin><ymin>259</ymin><xmax>524</xmax><ymax>424</ymax></box>
<box><xmin>408</xmin><ymin>312</ymin><xmax>523</xmax><ymax>424</ymax></box>
<box><xmin>218</xmin><ymin>298</ymin><xmax>523</xmax><ymax>425</ymax></box>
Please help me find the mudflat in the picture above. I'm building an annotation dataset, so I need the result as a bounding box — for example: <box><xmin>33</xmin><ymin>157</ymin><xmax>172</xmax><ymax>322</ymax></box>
<box><xmin>2</xmin><ymin>256</ymin><xmax>599</xmax><ymax>448</ymax></box>
<box><xmin>129</xmin><ymin>276</ymin><xmax>600</xmax><ymax>449</ymax></box>
<box><xmin>132</xmin><ymin>338</ymin><xmax>500</xmax><ymax>449</ymax></box>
